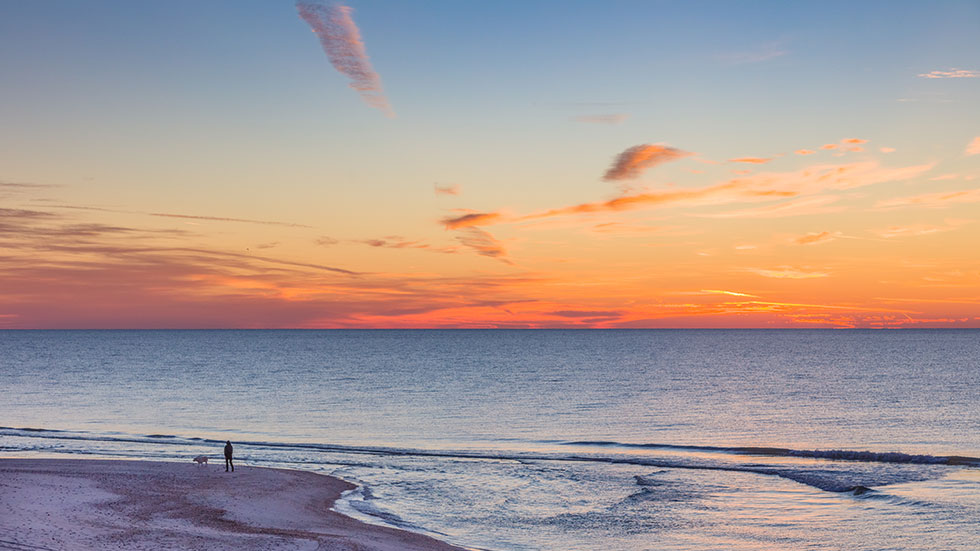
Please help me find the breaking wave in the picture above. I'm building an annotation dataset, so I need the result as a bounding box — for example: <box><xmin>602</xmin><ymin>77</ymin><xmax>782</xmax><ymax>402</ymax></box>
<box><xmin>2</xmin><ymin>426</ymin><xmax>976</xmax><ymax>495</ymax></box>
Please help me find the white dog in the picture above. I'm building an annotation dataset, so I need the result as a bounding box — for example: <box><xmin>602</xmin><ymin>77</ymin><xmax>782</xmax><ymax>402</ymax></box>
<box><xmin>193</xmin><ymin>455</ymin><xmax>209</xmax><ymax>467</ymax></box>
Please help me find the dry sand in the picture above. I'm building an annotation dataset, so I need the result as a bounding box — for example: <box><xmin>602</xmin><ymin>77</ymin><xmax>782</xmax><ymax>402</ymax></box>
<box><xmin>0</xmin><ymin>458</ymin><xmax>467</xmax><ymax>551</ymax></box>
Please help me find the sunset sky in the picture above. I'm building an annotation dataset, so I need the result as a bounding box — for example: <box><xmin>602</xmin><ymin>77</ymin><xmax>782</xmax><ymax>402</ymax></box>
<box><xmin>2</xmin><ymin>0</ymin><xmax>979</xmax><ymax>328</ymax></box>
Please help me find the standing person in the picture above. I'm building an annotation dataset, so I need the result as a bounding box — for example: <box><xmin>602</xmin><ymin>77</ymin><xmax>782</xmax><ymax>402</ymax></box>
<box><xmin>224</xmin><ymin>440</ymin><xmax>234</xmax><ymax>472</ymax></box>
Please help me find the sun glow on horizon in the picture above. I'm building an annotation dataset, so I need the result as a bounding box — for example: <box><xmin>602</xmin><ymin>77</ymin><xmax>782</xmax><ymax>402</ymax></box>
<box><xmin>1</xmin><ymin>1</ymin><xmax>978</xmax><ymax>328</ymax></box>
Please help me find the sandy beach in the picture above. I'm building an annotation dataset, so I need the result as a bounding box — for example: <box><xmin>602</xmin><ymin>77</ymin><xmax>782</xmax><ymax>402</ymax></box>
<box><xmin>0</xmin><ymin>458</ymin><xmax>466</xmax><ymax>551</ymax></box>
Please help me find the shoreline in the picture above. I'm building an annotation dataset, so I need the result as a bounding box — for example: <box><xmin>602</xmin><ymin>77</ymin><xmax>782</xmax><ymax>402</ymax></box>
<box><xmin>0</xmin><ymin>457</ymin><xmax>468</xmax><ymax>551</ymax></box>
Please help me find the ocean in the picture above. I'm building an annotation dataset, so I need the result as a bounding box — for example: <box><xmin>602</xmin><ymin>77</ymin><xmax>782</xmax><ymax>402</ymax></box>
<box><xmin>2</xmin><ymin>329</ymin><xmax>978</xmax><ymax>550</ymax></box>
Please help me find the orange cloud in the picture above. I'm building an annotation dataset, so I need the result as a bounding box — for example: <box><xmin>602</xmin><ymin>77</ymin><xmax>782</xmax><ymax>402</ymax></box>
<box><xmin>701</xmin><ymin>289</ymin><xmax>758</xmax><ymax>297</ymax></box>
<box><xmin>820</xmin><ymin>144</ymin><xmax>838</xmax><ymax>150</ymax></box>
<box><xmin>842</xmin><ymin>138</ymin><xmax>868</xmax><ymax>144</ymax></box>
<box><xmin>795</xmin><ymin>149</ymin><xmax>816</xmax><ymax>155</ymax></box>
<box><xmin>876</xmin><ymin>188</ymin><xmax>980</xmax><ymax>209</ymax></box>
<box><xmin>729</xmin><ymin>157</ymin><xmax>772</xmax><ymax>164</ymax></box>
<box><xmin>967</xmin><ymin>137</ymin><xmax>980</xmax><ymax>156</ymax></box>
<box><xmin>746</xmin><ymin>267</ymin><xmax>830</xmax><ymax>279</ymax></box>
<box><xmin>794</xmin><ymin>231</ymin><xmax>835</xmax><ymax>245</ymax></box>
<box><xmin>449</xmin><ymin>161</ymin><xmax>930</xmax><ymax>228</ymax></box>
<box><xmin>602</xmin><ymin>144</ymin><xmax>691</xmax><ymax>181</ymax></box>
<box><xmin>296</xmin><ymin>1</ymin><xmax>394</xmax><ymax>117</ymax></box>
<box><xmin>441</xmin><ymin>211</ymin><xmax>504</xmax><ymax>229</ymax></box>
<box><xmin>880</xmin><ymin>147</ymin><xmax>896</xmax><ymax>153</ymax></box>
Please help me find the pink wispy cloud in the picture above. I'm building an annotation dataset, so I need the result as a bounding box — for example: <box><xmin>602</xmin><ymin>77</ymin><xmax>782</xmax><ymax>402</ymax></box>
<box><xmin>918</xmin><ymin>69</ymin><xmax>979</xmax><ymax>79</ymax></box>
<box><xmin>966</xmin><ymin>137</ymin><xmax>980</xmax><ymax>156</ymax></box>
<box><xmin>872</xmin><ymin>224</ymin><xmax>952</xmax><ymax>239</ymax></box>
<box><xmin>434</xmin><ymin>183</ymin><xmax>461</xmax><ymax>196</ymax></box>
<box><xmin>876</xmin><ymin>188</ymin><xmax>980</xmax><ymax>209</ymax></box>
<box><xmin>729</xmin><ymin>157</ymin><xmax>772</xmax><ymax>164</ymax></box>
<box><xmin>746</xmin><ymin>267</ymin><xmax>830</xmax><ymax>279</ymax></box>
<box><xmin>603</xmin><ymin>144</ymin><xmax>692</xmax><ymax>181</ymax></box>
<box><xmin>296</xmin><ymin>1</ymin><xmax>394</xmax><ymax>117</ymax></box>
<box><xmin>794</xmin><ymin>231</ymin><xmax>836</xmax><ymax>245</ymax></box>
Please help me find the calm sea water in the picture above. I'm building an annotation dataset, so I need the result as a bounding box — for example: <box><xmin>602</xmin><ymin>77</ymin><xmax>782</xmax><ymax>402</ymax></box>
<box><xmin>2</xmin><ymin>330</ymin><xmax>979</xmax><ymax>550</ymax></box>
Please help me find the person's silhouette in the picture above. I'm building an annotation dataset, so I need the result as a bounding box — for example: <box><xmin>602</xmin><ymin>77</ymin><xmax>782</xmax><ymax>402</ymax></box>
<box><xmin>224</xmin><ymin>440</ymin><xmax>234</xmax><ymax>472</ymax></box>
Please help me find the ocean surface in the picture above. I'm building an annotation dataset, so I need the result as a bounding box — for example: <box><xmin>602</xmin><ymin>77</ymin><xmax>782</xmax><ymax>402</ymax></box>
<box><xmin>2</xmin><ymin>329</ymin><xmax>979</xmax><ymax>550</ymax></box>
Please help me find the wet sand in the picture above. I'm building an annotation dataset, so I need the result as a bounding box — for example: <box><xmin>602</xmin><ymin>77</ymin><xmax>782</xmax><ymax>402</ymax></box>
<box><xmin>0</xmin><ymin>458</ymin><xmax>467</xmax><ymax>551</ymax></box>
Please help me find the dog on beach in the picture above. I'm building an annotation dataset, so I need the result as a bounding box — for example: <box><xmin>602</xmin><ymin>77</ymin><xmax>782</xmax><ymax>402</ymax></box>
<box><xmin>193</xmin><ymin>455</ymin><xmax>209</xmax><ymax>467</ymax></box>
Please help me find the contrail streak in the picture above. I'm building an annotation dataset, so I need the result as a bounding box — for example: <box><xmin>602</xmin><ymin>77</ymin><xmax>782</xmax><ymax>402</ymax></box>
<box><xmin>297</xmin><ymin>1</ymin><xmax>394</xmax><ymax>117</ymax></box>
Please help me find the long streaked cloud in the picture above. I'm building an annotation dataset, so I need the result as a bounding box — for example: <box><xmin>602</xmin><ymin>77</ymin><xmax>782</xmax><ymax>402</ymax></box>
<box><xmin>701</xmin><ymin>289</ymin><xmax>759</xmax><ymax>298</ymax></box>
<box><xmin>602</xmin><ymin>144</ymin><xmax>691</xmax><ymax>181</ymax></box>
<box><xmin>872</xmin><ymin>224</ymin><xmax>950</xmax><ymax>239</ymax></box>
<box><xmin>918</xmin><ymin>68</ymin><xmax>979</xmax><ymax>79</ymax></box>
<box><xmin>875</xmin><ymin>188</ymin><xmax>980</xmax><ymax>209</ymax></box>
<box><xmin>697</xmin><ymin>195</ymin><xmax>838</xmax><ymax>219</ymax></box>
<box><xmin>729</xmin><ymin>157</ymin><xmax>773</xmax><ymax>164</ymax></box>
<box><xmin>296</xmin><ymin>1</ymin><xmax>394</xmax><ymax>117</ymax></box>
<box><xmin>51</xmin><ymin>204</ymin><xmax>312</xmax><ymax>228</ymax></box>
<box><xmin>148</xmin><ymin>212</ymin><xmax>313</xmax><ymax>228</ymax></box>
<box><xmin>745</xmin><ymin>267</ymin><xmax>830</xmax><ymax>279</ymax></box>
<box><xmin>871</xmin><ymin>219</ymin><xmax>970</xmax><ymax>239</ymax></box>
<box><xmin>441</xmin><ymin>161</ymin><xmax>931</xmax><ymax>228</ymax></box>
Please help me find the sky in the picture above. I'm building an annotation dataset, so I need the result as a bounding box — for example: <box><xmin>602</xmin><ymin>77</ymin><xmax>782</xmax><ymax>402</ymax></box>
<box><xmin>1</xmin><ymin>0</ymin><xmax>979</xmax><ymax>328</ymax></box>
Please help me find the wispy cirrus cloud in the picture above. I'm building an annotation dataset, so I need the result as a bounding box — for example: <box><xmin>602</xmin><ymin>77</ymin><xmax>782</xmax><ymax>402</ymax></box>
<box><xmin>149</xmin><ymin>212</ymin><xmax>312</xmax><ymax>228</ymax></box>
<box><xmin>729</xmin><ymin>157</ymin><xmax>773</xmax><ymax>164</ymax></box>
<box><xmin>746</xmin><ymin>267</ymin><xmax>830</xmax><ymax>279</ymax></box>
<box><xmin>966</xmin><ymin>137</ymin><xmax>980</xmax><ymax>156</ymax></box>
<box><xmin>572</xmin><ymin>114</ymin><xmax>629</xmax><ymax>125</ymax></box>
<box><xmin>794</xmin><ymin>231</ymin><xmax>836</xmax><ymax>245</ymax></box>
<box><xmin>872</xmin><ymin>224</ymin><xmax>951</xmax><ymax>239</ymax></box>
<box><xmin>51</xmin><ymin>204</ymin><xmax>312</xmax><ymax>228</ymax></box>
<box><xmin>697</xmin><ymin>196</ymin><xmax>843</xmax><ymax>219</ymax></box>
<box><xmin>603</xmin><ymin>144</ymin><xmax>692</xmax><ymax>181</ymax></box>
<box><xmin>454</xmin><ymin>228</ymin><xmax>511</xmax><ymax>263</ymax></box>
<box><xmin>718</xmin><ymin>41</ymin><xmax>787</xmax><ymax>65</ymax></box>
<box><xmin>359</xmin><ymin>236</ymin><xmax>457</xmax><ymax>254</ymax></box>
<box><xmin>296</xmin><ymin>1</ymin><xmax>394</xmax><ymax>117</ymax></box>
<box><xmin>918</xmin><ymin>68</ymin><xmax>979</xmax><ymax>79</ymax></box>
<box><xmin>701</xmin><ymin>289</ymin><xmax>758</xmax><ymax>298</ymax></box>
<box><xmin>876</xmin><ymin>188</ymin><xmax>980</xmax><ymax>209</ymax></box>
<box><xmin>434</xmin><ymin>183</ymin><xmax>461</xmax><ymax>196</ymax></box>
